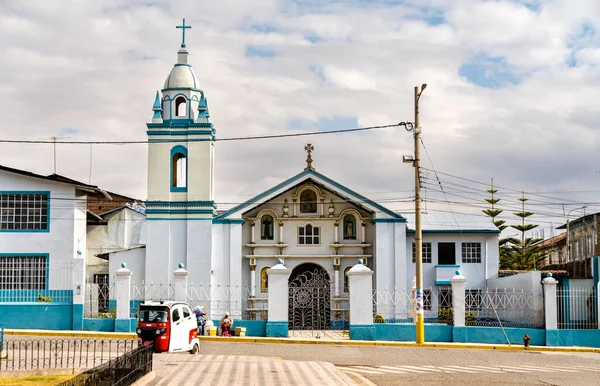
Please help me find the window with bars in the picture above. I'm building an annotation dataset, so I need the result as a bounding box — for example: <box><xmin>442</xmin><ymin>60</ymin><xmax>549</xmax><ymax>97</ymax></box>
<box><xmin>0</xmin><ymin>193</ymin><xmax>49</xmax><ymax>231</ymax></box>
<box><xmin>298</xmin><ymin>224</ymin><xmax>320</xmax><ymax>245</ymax></box>
<box><xmin>461</xmin><ymin>242</ymin><xmax>482</xmax><ymax>263</ymax></box>
<box><xmin>412</xmin><ymin>242</ymin><xmax>432</xmax><ymax>263</ymax></box>
<box><xmin>0</xmin><ymin>255</ymin><xmax>47</xmax><ymax>290</ymax></box>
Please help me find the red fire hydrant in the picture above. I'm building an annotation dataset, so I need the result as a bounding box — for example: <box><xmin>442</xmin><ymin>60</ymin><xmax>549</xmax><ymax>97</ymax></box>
<box><xmin>523</xmin><ymin>334</ymin><xmax>531</xmax><ymax>348</ymax></box>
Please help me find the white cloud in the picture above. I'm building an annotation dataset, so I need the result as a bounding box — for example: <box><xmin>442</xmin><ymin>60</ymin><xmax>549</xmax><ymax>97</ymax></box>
<box><xmin>0</xmin><ymin>0</ymin><xmax>599</xmax><ymax>232</ymax></box>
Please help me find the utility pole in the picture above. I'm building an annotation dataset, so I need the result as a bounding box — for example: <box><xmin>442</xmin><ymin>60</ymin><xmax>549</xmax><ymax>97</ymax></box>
<box><xmin>414</xmin><ymin>84</ymin><xmax>426</xmax><ymax>344</ymax></box>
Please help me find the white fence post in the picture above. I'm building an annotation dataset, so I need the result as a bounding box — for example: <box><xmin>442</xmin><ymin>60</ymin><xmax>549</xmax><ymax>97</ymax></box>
<box><xmin>115</xmin><ymin>263</ymin><xmax>133</xmax><ymax>332</ymax></box>
<box><xmin>72</xmin><ymin>255</ymin><xmax>86</xmax><ymax>330</ymax></box>
<box><xmin>451</xmin><ymin>270</ymin><xmax>467</xmax><ymax>327</ymax></box>
<box><xmin>348</xmin><ymin>259</ymin><xmax>375</xmax><ymax>340</ymax></box>
<box><xmin>266</xmin><ymin>259</ymin><xmax>290</xmax><ymax>337</ymax></box>
<box><xmin>542</xmin><ymin>274</ymin><xmax>558</xmax><ymax>330</ymax></box>
<box><xmin>173</xmin><ymin>263</ymin><xmax>188</xmax><ymax>303</ymax></box>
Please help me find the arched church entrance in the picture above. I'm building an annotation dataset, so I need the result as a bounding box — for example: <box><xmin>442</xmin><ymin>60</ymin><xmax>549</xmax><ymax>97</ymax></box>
<box><xmin>288</xmin><ymin>263</ymin><xmax>332</xmax><ymax>335</ymax></box>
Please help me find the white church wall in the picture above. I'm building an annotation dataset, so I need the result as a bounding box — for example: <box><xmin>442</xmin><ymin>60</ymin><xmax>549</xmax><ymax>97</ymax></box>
<box><xmin>146</xmin><ymin>141</ymin><xmax>172</xmax><ymax>201</ymax></box>
<box><xmin>186</xmin><ymin>219</ymin><xmax>212</xmax><ymax>287</ymax></box>
<box><xmin>186</xmin><ymin>141</ymin><xmax>214</xmax><ymax>201</ymax></box>
<box><xmin>0</xmin><ymin>171</ymin><xmax>84</xmax><ymax>290</ymax></box>
<box><xmin>145</xmin><ymin>220</ymin><xmax>171</xmax><ymax>285</ymax></box>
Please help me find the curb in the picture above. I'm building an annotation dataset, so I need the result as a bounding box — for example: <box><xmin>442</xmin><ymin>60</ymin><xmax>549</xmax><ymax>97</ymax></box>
<box><xmin>3</xmin><ymin>330</ymin><xmax>600</xmax><ymax>353</ymax></box>
<box><xmin>197</xmin><ymin>336</ymin><xmax>600</xmax><ymax>353</ymax></box>
<box><xmin>3</xmin><ymin>329</ymin><xmax>137</xmax><ymax>339</ymax></box>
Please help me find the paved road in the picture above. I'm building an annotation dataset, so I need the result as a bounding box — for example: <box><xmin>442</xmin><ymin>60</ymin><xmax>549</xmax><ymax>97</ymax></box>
<box><xmin>145</xmin><ymin>341</ymin><xmax>600</xmax><ymax>386</ymax></box>
<box><xmin>148</xmin><ymin>354</ymin><xmax>355</xmax><ymax>385</ymax></box>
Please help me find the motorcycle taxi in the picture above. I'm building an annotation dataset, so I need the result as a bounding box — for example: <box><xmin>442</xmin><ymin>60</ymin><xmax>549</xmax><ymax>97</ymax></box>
<box><xmin>136</xmin><ymin>300</ymin><xmax>200</xmax><ymax>354</ymax></box>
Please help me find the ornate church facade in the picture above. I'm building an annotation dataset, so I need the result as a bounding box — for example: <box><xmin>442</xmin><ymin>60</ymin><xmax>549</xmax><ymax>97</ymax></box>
<box><xmin>116</xmin><ymin>22</ymin><xmax>501</xmax><ymax>325</ymax></box>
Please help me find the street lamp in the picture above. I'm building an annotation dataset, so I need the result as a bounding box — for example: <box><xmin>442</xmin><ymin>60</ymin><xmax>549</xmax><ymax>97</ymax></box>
<box><xmin>566</xmin><ymin>206</ymin><xmax>587</xmax><ymax>263</ymax></box>
<box><xmin>404</xmin><ymin>84</ymin><xmax>427</xmax><ymax>344</ymax></box>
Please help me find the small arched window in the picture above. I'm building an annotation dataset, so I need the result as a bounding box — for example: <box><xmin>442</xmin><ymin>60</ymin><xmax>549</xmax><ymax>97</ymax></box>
<box><xmin>261</xmin><ymin>215</ymin><xmax>274</xmax><ymax>240</ymax></box>
<box><xmin>175</xmin><ymin>96</ymin><xmax>187</xmax><ymax>117</ymax></box>
<box><xmin>343</xmin><ymin>214</ymin><xmax>356</xmax><ymax>240</ymax></box>
<box><xmin>171</xmin><ymin>146</ymin><xmax>187</xmax><ymax>191</ymax></box>
<box><xmin>343</xmin><ymin>267</ymin><xmax>352</xmax><ymax>293</ymax></box>
<box><xmin>260</xmin><ymin>267</ymin><xmax>270</xmax><ymax>293</ymax></box>
<box><xmin>300</xmin><ymin>190</ymin><xmax>317</xmax><ymax>213</ymax></box>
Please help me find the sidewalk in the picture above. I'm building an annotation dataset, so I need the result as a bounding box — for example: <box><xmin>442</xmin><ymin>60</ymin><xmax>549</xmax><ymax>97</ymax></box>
<box><xmin>3</xmin><ymin>329</ymin><xmax>600</xmax><ymax>353</ymax></box>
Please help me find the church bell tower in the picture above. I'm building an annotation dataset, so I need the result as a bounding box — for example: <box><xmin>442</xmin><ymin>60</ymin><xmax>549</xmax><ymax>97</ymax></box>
<box><xmin>145</xmin><ymin>19</ymin><xmax>215</xmax><ymax>287</ymax></box>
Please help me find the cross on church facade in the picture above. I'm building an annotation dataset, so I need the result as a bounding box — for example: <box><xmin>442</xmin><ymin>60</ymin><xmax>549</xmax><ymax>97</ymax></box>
<box><xmin>304</xmin><ymin>144</ymin><xmax>315</xmax><ymax>171</ymax></box>
<box><xmin>176</xmin><ymin>18</ymin><xmax>192</xmax><ymax>47</ymax></box>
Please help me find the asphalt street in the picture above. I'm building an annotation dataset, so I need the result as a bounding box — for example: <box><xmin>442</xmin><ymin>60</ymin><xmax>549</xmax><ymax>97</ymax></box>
<box><xmin>165</xmin><ymin>341</ymin><xmax>600</xmax><ymax>385</ymax></box>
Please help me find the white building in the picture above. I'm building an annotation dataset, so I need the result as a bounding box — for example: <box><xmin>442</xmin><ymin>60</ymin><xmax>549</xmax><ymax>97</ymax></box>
<box><xmin>0</xmin><ymin>164</ymin><xmax>110</xmax><ymax>327</ymax></box>
<box><xmin>106</xmin><ymin>28</ymin><xmax>501</xmax><ymax>326</ymax></box>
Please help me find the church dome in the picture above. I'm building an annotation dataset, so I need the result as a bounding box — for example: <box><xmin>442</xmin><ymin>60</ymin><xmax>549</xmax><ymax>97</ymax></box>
<box><xmin>163</xmin><ymin>64</ymin><xmax>199</xmax><ymax>89</ymax></box>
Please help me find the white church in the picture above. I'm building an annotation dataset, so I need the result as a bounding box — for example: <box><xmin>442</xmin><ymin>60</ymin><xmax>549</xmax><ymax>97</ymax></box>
<box><xmin>109</xmin><ymin>22</ymin><xmax>501</xmax><ymax>325</ymax></box>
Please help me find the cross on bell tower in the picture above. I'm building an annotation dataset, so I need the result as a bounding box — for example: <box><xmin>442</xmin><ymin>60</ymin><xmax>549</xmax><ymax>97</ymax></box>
<box><xmin>304</xmin><ymin>143</ymin><xmax>315</xmax><ymax>171</ymax></box>
<box><xmin>176</xmin><ymin>18</ymin><xmax>192</xmax><ymax>47</ymax></box>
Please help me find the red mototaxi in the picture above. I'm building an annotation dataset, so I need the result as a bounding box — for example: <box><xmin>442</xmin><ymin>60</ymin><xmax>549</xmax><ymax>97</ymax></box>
<box><xmin>136</xmin><ymin>300</ymin><xmax>199</xmax><ymax>354</ymax></box>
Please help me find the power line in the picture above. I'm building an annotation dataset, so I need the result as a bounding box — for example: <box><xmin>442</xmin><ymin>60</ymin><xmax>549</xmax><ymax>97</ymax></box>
<box><xmin>0</xmin><ymin>122</ymin><xmax>408</xmax><ymax>145</ymax></box>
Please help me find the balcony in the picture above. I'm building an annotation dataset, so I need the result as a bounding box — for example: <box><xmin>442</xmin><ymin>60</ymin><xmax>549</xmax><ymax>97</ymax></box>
<box><xmin>435</xmin><ymin>264</ymin><xmax>460</xmax><ymax>285</ymax></box>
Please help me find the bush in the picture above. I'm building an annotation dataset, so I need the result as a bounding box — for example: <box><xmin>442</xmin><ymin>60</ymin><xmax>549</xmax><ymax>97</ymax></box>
<box><xmin>466</xmin><ymin>311</ymin><xmax>476</xmax><ymax>326</ymax></box>
<box><xmin>438</xmin><ymin>307</ymin><xmax>453</xmax><ymax>325</ymax></box>
<box><xmin>373</xmin><ymin>314</ymin><xmax>385</xmax><ymax>324</ymax></box>
<box><xmin>438</xmin><ymin>308</ymin><xmax>477</xmax><ymax>326</ymax></box>
<box><xmin>37</xmin><ymin>294</ymin><xmax>52</xmax><ymax>302</ymax></box>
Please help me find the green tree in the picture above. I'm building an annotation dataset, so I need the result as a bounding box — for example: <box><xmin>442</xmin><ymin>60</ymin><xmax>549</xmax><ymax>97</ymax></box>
<box><xmin>503</xmin><ymin>192</ymin><xmax>546</xmax><ymax>270</ymax></box>
<box><xmin>481</xmin><ymin>179</ymin><xmax>511</xmax><ymax>268</ymax></box>
<box><xmin>483</xmin><ymin>182</ymin><xmax>546</xmax><ymax>270</ymax></box>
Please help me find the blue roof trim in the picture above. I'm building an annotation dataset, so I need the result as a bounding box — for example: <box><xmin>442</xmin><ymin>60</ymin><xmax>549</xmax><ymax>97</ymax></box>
<box><xmin>435</xmin><ymin>280</ymin><xmax>452</xmax><ymax>285</ymax></box>
<box><xmin>146</xmin><ymin>200</ymin><xmax>216</xmax><ymax>209</ymax></box>
<box><xmin>148</xmin><ymin>138</ymin><xmax>214</xmax><ymax>143</ymax></box>
<box><xmin>146</xmin><ymin>209</ymin><xmax>214</xmax><ymax>215</ymax></box>
<box><xmin>212</xmin><ymin>218</ymin><xmax>245</xmax><ymax>224</ymax></box>
<box><xmin>406</xmin><ymin>229</ymin><xmax>500</xmax><ymax>234</ymax></box>
<box><xmin>214</xmin><ymin>169</ymin><xmax>403</xmax><ymax>220</ymax></box>
<box><xmin>147</xmin><ymin>218</ymin><xmax>212</xmax><ymax>221</ymax></box>
<box><xmin>147</xmin><ymin>122</ymin><xmax>214</xmax><ymax>129</ymax></box>
<box><xmin>147</xmin><ymin>130</ymin><xmax>213</xmax><ymax>136</ymax></box>
<box><xmin>372</xmin><ymin>218</ymin><xmax>406</xmax><ymax>223</ymax></box>
<box><xmin>435</xmin><ymin>264</ymin><xmax>460</xmax><ymax>268</ymax></box>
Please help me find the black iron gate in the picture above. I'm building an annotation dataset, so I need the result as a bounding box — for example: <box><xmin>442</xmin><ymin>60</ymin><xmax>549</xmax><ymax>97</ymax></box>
<box><xmin>288</xmin><ymin>265</ymin><xmax>348</xmax><ymax>339</ymax></box>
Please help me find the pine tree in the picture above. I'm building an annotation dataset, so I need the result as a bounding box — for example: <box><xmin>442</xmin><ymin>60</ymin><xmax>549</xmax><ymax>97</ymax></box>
<box><xmin>483</xmin><ymin>182</ymin><xmax>546</xmax><ymax>270</ymax></box>
<box><xmin>482</xmin><ymin>179</ymin><xmax>511</xmax><ymax>268</ymax></box>
<box><xmin>503</xmin><ymin>192</ymin><xmax>546</xmax><ymax>270</ymax></box>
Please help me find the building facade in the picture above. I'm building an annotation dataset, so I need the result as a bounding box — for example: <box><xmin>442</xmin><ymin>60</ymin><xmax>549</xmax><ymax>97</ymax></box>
<box><xmin>104</xmin><ymin>29</ymin><xmax>501</xmax><ymax>325</ymax></box>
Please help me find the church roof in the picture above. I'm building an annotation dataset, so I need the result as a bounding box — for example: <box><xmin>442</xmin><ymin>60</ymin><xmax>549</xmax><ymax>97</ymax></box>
<box><xmin>163</xmin><ymin>62</ymin><xmax>199</xmax><ymax>89</ymax></box>
<box><xmin>214</xmin><ymin>168</ymin><xmax>405</xmax><ymax>221</ymax></box>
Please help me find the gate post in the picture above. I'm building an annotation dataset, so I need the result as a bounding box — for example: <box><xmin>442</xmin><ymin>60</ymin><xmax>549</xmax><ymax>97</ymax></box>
<box><xmin>348</xmin><ymin>259</ymin><xmax>375</xmax><ymax>340</ymax></box>
<box><xmin>173</xmin><ymin>263</ymin><xmax>188</xmax><ymax>303</ymax></box>
<box><xmin>115</xmin><ymin>263</ymin><xmax>133</xmax><ymax>332</ymax></box>
<box><xmin>266</xmin><ymin>259</ymin><xmax>291</xmax><ymax>337</ymax></box>
<box><xmin>450</xmin><ymin>270</ymin><xmax>467</xmax><ymax>327</ymax></box>
<box><xmin>543</xmin><ymin>273</ymin><xmax>559</xmax><ymax>346</ymax></box>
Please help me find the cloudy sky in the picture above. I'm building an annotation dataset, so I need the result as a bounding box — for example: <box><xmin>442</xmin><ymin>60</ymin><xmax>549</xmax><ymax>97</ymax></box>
<box><xmin>1</xmin><ymin>0</ymin><xmax>599</xmax><ymax>235</ymax></box>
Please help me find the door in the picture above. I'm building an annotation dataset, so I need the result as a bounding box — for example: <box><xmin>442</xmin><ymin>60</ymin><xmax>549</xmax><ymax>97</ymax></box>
<box><xmin>181</xmin><ymin>304</ymin><xmax>196</xmax><ymax>349</ymax></box>
<box><xmin>170</xmin><ymin>306</ymin><xmax>186</xmax><ymax>351</ymax></box>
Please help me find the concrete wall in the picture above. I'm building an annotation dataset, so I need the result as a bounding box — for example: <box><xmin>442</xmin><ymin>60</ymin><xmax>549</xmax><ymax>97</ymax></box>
<box><xmin>0</xmin><ymin>304</ymin><xmax>73</xmax><ymax>330</ymax></box>
<box><xmin>108</xmin><ymin>248</ymin><xmax>146</xmax><ymax>288</ymax></box>
<box><xmin>487</xmin><ymin>271</ymin><xmax>544</xmax><ymax>327</ymax></box>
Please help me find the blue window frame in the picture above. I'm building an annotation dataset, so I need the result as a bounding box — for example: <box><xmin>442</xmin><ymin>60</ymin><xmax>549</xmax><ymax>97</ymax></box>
<box><xmin>170</xmin><ymin>145</ymin><xmax>188</xmax><ymax>192</ymax></box>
